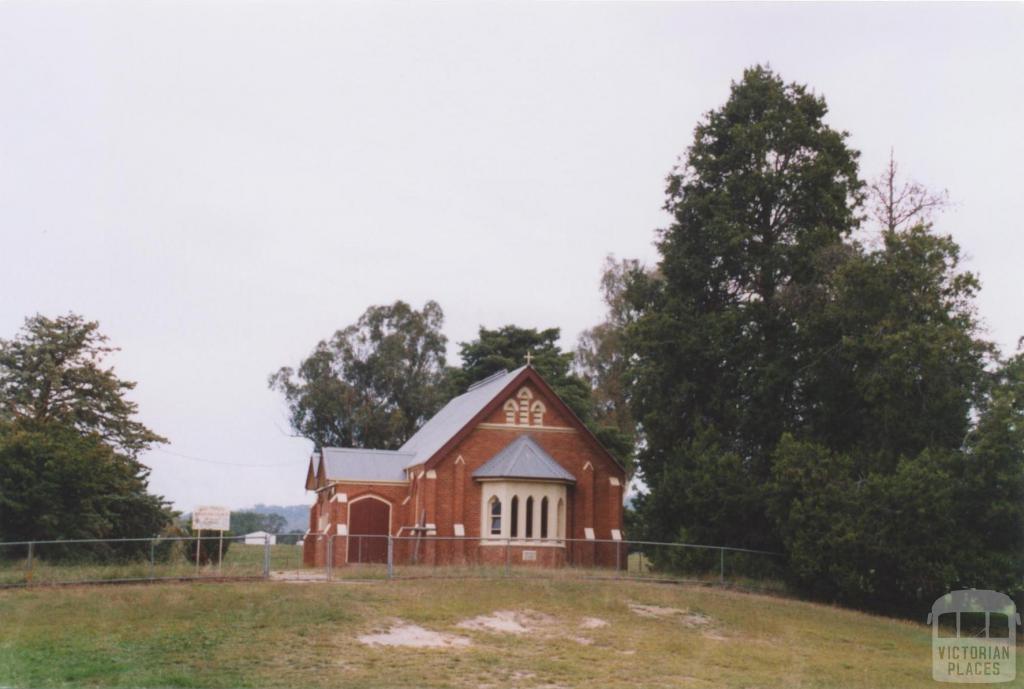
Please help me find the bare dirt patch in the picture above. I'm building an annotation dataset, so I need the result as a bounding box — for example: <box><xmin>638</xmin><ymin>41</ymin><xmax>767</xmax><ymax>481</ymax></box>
<box><xmin>358</xmin><ymin>621</ymin><xmax>470</xmax><ymax>648</ymax></box>
<box><xmin>270</xmin><ymin>570</ymin><xmax>326</xmax><ymax>583</ymax></box>
<box><xmin>626</xmin><ymin>601</ymin><xmax>716</xmax><ymax>630</ymax></box>
<box><xmin>579</xmin><ymin>616</ymin><xmax>609</xmax><ymax>629</ymax></box>
<box><xmin>457</xmin><ymin>609</ymin><xmax>555</xmax><ymax>635</ymax></box>
<box><xmin>628</xmin><ymin>603</ymin><xmax>714</xmax><ymax>628</ymax></box>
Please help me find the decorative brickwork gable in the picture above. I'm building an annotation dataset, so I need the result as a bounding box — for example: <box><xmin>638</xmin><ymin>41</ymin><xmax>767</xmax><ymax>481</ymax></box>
<box><xmin>302</xmin><ymin>366</ymin><xmax>626</xmax><ymax>568</ymax></box>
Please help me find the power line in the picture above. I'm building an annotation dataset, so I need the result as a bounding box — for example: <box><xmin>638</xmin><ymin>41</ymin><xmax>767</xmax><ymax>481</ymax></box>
<box><xmin>150</xmin><ymin>447</ymin><xmax>299</xmax><ymax>469</ymax></box>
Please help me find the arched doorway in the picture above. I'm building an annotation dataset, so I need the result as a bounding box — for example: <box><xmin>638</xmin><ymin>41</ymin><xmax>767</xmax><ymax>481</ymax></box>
<box><xmin>348</xmin><ymin>496</ymin><xmax>390</xmax><ymax>563</ymax></box>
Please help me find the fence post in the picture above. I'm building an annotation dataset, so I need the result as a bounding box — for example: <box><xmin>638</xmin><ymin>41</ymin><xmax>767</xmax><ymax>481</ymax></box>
<box><xmin>326</xmin><ymin>536</ymin><xmax>333</xmax><ymax>580</ymax></box>
<box><xmin>387</xmin><ymin>536</ymin><xmax>393</xmax><ymax>579</ymax></box>
<box><xmin>150</xmin><ymin>538</ymin><xmax>156</xmax><ymax>580</ymax></box>
<box><xmin>263</xmin><ymin>534</ymin><xmax>271</xmax><ymax>579</ymax></box>
<box><xmin>504</xmin><ymin>538</ymin><xmax>511</xmax><ymax>577</ymax></box>
<box><xmin>615</xmin><ymin>541</ymin><xmax>621</xmax><ymax>574</ymax></box>
<box><xmin>26</xmin><ymin>541</ymin><xmax>34</xmax><ymax>584</ymax></box>
<box><xmin>719</xmin><ymin>548</ymin><xmax>725</xmax><ymax>585</ymax></box>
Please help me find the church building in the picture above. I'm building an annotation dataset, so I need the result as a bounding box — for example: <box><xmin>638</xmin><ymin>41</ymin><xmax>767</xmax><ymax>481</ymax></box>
<box><xmin>303</xmin><ymin>364</ymin><xmax>626</xmax><ymax>568</ymax></box>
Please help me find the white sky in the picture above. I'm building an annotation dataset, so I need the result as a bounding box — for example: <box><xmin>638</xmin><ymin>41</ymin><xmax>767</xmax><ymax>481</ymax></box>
<box><xmin>1</xmin><ymin>2</ymin><xmax>1021</xmax><ymax>514</ymax></box>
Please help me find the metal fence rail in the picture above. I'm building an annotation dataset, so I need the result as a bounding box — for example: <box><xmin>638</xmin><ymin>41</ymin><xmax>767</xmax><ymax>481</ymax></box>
<box><xmin>1</xmin><ymin>534</ymin><xmax>785</xmax><ymax>591</ymax></box>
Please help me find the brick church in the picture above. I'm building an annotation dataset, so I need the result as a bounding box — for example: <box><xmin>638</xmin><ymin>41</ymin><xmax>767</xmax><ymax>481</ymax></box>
<box><xmin>303</xmin><ymin>364</ymin><xmax>626</xmax><ymax>568</ymax></box>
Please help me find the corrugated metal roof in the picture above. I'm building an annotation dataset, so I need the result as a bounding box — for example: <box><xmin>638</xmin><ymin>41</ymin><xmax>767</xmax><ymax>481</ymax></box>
<box><xmin>321</xmin><ymin>447</ymin><xmax>415</xmax><ymax>483</ymax></box>
<box><xmin>472</xmin><ymin>435</ymin><xmax>576</xmax><ymax>483</ymax></box>
<box><xmin>399</xmin><ymin>365</ymin><xmax>527</xmax><ymax>468</ymax></box>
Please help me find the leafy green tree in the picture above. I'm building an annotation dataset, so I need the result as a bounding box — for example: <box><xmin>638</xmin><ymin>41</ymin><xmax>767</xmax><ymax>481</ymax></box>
<box><xmin>269</xmin><ymin>301</ymin><xmax>451</xmax><ymax>450</ymax></box>
<box><xmin>575</xmin><ymin>257</ymin><xmax>658</xmax><ymax>476</ymax></box>
<box><xmin>797</xmin><ymin>224</ymin><xmax>991</xmax><ymax>469</ymax></box>
<box><xmin>0</xmin><ymin>420</ymin><xmax>170</xmax><ymax>547</ymax></box>
<box><xmin>767</xmin><ymin>435</ymin><xmax>967</xmax><ymax>615</ymax></box>
<box><xmin>230</xmin><ymin>511</ymin><xmax>287</xmax><ymax>535</ymax></box>
<box><xmin>0</xmin><ymin>314</ymin><xmax>166</xmax><ymax>457</ymax></box>
<box><xmin>455</xmin><ymin>324</ymin><xmax>592</xmax><ymax>421</ymax></box>
<box><xmin>955</xmin><ymin>350</ymin><xmax>1024</xmax><ymax>600</ymax></box>
<box><xmin>768</xmin><ymin>363</ymin><xmax>1024</xmax><ymax>617</ymax></box>
<box><xmin>628</xmin><ymin>65</ymin><xmax>863</xmax><ymax>549</ymax></box>
<box><xmin>0</xmin><ymin>314</ymin><xmax>170</xmax><ymax>546</ymax></box>
<box><xmin>575</xmin><ymin>258</ymin><xmax>648</xmax><ymax>437</ymax></box>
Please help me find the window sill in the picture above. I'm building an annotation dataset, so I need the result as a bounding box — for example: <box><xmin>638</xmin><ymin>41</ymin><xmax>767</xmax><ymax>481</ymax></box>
<box><xmin>479</xmin><ymin>539</ymin><xmax>566</xmax><ymax>548</ymax></box>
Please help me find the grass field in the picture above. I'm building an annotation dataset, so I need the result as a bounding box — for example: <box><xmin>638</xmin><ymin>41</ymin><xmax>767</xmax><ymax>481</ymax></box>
<box><xmin>0</xmin><ymin>577</ymin><xmax>973</xmax><ymax>688</ymax></box>
<box><xmin>0</xmin><ymin>544</ymin><xmax>306</xmax><ymax>587</ymax></box>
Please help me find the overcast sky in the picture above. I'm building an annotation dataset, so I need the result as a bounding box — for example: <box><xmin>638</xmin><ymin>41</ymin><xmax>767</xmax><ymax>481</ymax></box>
<box><xmin>1</xmin><ymin>2</ymin><xmax>1021</xmax><ymax>515</ymax></box>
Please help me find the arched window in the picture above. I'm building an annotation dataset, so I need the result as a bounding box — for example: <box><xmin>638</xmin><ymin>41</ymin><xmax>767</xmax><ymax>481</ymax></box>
<box><xmin>503</xmin><ymin>400</ymin><xmax>517</xmax><ymax>424</ymax></box>
<box><xmin>525</xmin><ymin>497</ymin><xmax>534</xmax><ymax>539</ymax></box>
<box><xmin>530</xmin><ymin>400</ymin><xmax>546</xmax><ymax>426</ymax></box>
<box><xmin>517</xmin><ymin>388</ymin><xmax>532</xmax><ymax>425</ymax></box>
<box><xmin>540</xmin><ymin>497</ymin><xmax>549</xmax><ymax>539</ymax></box>
<box><xmin>556</xmin><ymin>498</ymin><xmax>565</xmax><ymax>540</ymax></box>
<box><xmin>510</xmin><ymin>496</ymin><xmax>519</xmax><ymax>538</ymax></box>
<box><xmin>489</xmin><ymin>497</ymin><xmax>502</xmax><ymax>536</ymax></box>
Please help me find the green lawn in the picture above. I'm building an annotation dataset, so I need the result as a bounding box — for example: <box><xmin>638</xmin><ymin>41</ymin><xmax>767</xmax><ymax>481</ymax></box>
<box><xmin>0</xmin><ymin>578</ymin><xmax>979</xmax><ymax>688</ymax></box>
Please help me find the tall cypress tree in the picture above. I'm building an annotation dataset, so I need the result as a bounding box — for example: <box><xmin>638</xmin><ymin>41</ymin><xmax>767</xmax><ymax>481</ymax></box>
<box><xmin>628</xmin><ymin>66</ymin><xmax>862</xmax><ymax>549</ymax></box>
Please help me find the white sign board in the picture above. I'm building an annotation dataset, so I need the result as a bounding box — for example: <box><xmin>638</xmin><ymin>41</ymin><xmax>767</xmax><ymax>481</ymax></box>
<box><xmin>192</xmin><ymin>506</ymin><xmax>230</xmax><ymax>531</ymax></box>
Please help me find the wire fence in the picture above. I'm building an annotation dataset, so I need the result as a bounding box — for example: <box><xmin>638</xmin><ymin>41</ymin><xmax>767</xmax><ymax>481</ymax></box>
<box><xmin>1</xmin><ymin>534</ymin><xmax>786</xmax><ymax>591</ymax></box>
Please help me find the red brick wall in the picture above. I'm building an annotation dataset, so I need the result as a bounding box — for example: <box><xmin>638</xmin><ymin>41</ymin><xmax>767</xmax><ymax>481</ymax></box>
<box><xmin>304</xmin><ymin>379</ymin><xmax>626</xmax><ymax>569</ymax></box>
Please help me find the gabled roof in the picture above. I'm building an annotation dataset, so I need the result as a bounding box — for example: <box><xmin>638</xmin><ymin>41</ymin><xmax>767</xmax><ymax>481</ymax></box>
<box><xmin>472</xmin><ymin>435</ymin><xmax>576</xmax><ymax>483</ymax></box>
<box><xmin>320</xmin><ymin>447</ymin><xmax>414</xmax><ymax>483</ymax></box>
<box><xmin>305</xmin><ymin>453</ymin><xmax>319</xmax><ymax>490</ymax></box>
<box><xmin>416</xmin><ymin>365</ymin><xmax>625</xmax><ymax>475</ymax></box>
<box><xmin>399</xmin><ymin>366</ymin><xmax>527</xmax><ymax>468</ymax></box>
<box><xmin>306</xmin><ymin>365</ymin><xmax>624</xmax><ymax>491</ymax></box>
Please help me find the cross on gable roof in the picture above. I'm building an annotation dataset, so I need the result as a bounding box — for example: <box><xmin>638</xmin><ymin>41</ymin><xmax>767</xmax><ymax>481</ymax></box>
<box><xmin>408</xmin><ymin>364</ymin><xmax>624</xmax><ymax>474</ymax></box>
<box><xmin>308</xmin><ymin>365</ymin><xmax>624</xmax><ymax>487</ymax></box>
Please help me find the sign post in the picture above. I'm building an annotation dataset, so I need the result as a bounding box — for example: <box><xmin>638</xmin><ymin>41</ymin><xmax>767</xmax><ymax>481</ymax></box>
<box><xmin>192</xmin><ymin>506</ymin><xmax>230</xmax><ymax>574</ymax></box>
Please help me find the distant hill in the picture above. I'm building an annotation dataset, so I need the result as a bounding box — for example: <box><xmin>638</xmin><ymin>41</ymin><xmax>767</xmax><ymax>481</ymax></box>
<box><xmin>243</xmin><ymin>503</ymin><xmax>309</xmax><ymax>533</ymax></box>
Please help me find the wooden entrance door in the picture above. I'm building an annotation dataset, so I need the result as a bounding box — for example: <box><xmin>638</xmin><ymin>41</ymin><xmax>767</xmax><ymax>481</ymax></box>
<box><xmin>348</xmin><ymin>497</ymin><xmax>390</xmax><ymax>563</ymax></box>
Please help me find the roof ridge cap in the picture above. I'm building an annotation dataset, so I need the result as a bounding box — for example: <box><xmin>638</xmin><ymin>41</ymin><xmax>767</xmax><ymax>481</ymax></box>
<box><xmin>466</xmin><ymin>368</ymin><xmax>509</xmax><ymax>391</ymax></box>
<box><xmin>323</xmin><ymin>447</ymin><xmax>416</xmax><ymax>456</ymax></box>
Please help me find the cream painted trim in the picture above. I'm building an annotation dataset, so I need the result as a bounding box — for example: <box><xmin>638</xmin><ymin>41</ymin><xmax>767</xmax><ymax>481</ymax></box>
<box><xmin>611</xmin><ymin>529</ymin><xmax>622</xmax><ymax>541</ymax></box>
<box><xmin>401</xmin><ymin>496</ymin><xmax>411</xmax><ymax>505</ymax></box>
<box><xmin>477</xmin><ymin>423</ymin><xmax>576</xmax><ymax>434</ymax></box>
<box><xmin>453</xmin><ymin>523</ymin><xmax>465</xmax><ymax>537</ymax></box>
<box><xmin>330</xmin><ymin>492</ymin><xmax>349</xmax><ymax>503</ymax></box>
<box><xmin>337</xmin><ymin>524</ymin><xmax>348</xmax><ymax>536</ymax></box>
<box><xmin>479</xmin><ymin>480</ymin><xmax>568</xmax><ymax>542</ymax></box>
<box><xmin>426</xmin><ymin>470</ymin><xmax>437</xmax><ymax>479</ymax></box>
<box><xmin>454</xmin><ymin>455</ymin><xmax>466</xmax><ymax>465</ymax></box>
<box><xmin>584</xmin><ymin>527</ymin><xmax>596</xmax><ymax>540</ymax></box>
<box><xmin>479</xmin><ymin>538</ymin><xmax>566</xmax><ymax>548</ymax></box>
<box><xmin>582</xmin><ymin>461</ymin><xmax>594</xmax><ymax>472</ymax></box>
<box><xmin>609</xmin><ymin>477</ymin><xmax>621</xmax><ymax>487</ymax></box>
